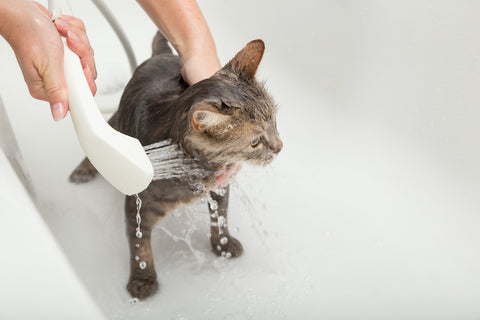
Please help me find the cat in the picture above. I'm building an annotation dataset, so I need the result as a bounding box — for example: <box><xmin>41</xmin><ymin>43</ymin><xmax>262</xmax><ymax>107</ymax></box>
<box><xmin>69</xmin><ymin>32</ymin><xmax>282</xmax><ymax>300</ymax></box>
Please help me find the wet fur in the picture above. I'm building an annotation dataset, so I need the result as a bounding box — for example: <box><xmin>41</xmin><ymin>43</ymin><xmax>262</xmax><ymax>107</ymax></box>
<box><xmin>70</xmin><ymin>33</ymin><xmax>282</xmax><ymax>300</ymax></box>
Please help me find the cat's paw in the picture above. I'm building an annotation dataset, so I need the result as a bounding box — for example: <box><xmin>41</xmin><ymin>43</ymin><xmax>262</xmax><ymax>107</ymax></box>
<box><xmin>69</xmin><ymin>159</ymin><xmax>98</xmax><ymax>184</ymax></box>
<box><xmin>69</xmin><ymin>168</ymin><xmax>96</xmax><ymax>183</ymax></box>
<box><xmin>127</xmin><ymin>277</ymin><xmax>159</xmax><ymax>300</ymax></box>
<box><xmin>211</xmin><ymin>236</ymin><xmax>243</xmax><ymax>258</ymax></box>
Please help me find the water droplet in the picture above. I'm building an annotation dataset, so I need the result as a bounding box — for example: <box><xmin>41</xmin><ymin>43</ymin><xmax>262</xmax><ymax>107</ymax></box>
<box><xmin>225</xmin><ymin>252</ymin><xmax>232</xmax><ymax>258</ymax></box>
<box><xmin>213</xmin><ymin>188</ymin><xmax>226</xmax><ymax>196</ymax></box>
<box><xmin>209</xmin><ymin>201</ymin><xmax>218</xmax><ymax>211</ymax></box>
<box><xmin>173</xmin><ymin>210</ymin><xmax>182</xmax><ymax>217</ymax></box>
<box><xmin>129</xmin><ymin>298</ymin><xmax>139</xmax><ymax>304</ymax></box>
<box><xmin>221</xmin><ymin>251</ymin><xmax>226</xmax><ymax>257</ymax></box>
<box><xmin>216</xmin><ymin>245</ymin><xmax>222</xmax><ymax>251</ymax></box>
<box><xmin>218</xmin><ymin>216</ymin><xmax>226</xmax><ymax>228</ymax></box>
<box><xmin>139</xmin><ymin>261</ymin><xmax>147</xmax><ymax>269</ymax></box>
<box><xmin>135</xmin><ymin>256</ymin><xmax>139</xmax><ymax>261</ymax></box>
<box><xmin>220</xmin><ymin>237</ymin><xmax>228</xmax><ymax>245</ymax></box>
<box><xmin>135</xmin><ymin>244</ymin><xmax>140</xmax><ymax>248</ymax></box>
<box><xmin>135</xmin><ymin>194</ymin><xmax>143</xmax><ymax>239</ymax></box>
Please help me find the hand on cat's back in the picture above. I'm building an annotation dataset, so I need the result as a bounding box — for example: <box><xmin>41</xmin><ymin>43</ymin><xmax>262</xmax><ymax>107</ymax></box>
<box><xmin>180</xmin><ymin>51</ymin><xmax>221</xmax><ymax>85</ymax></box>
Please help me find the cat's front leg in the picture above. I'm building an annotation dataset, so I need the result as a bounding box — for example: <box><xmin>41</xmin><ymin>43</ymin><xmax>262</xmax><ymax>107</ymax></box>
<box><xmin>124</xmin><ymin>195</ymin><xmax>164</xmax><ymax>300</ymax></box>
<box><xmin>208</xmin><ymin>186</ymin><xmax>243</xmax><ymax>258</ymax></box>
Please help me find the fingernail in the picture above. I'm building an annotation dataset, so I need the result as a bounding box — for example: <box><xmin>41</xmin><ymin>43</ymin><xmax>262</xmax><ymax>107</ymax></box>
<box><xmin>67</xmin><ymin>29</ymin><xmax>81</xmax><ymax>42</ymax></box>
<box><xmin>51</xmin><ymin>102</ymin><xmax>66</xmax><ymax>121</ymax></box>
<box><xmin>86</xmin><ymin>65</ymin><xmax>96</xmax><ymax>82</ymax></box>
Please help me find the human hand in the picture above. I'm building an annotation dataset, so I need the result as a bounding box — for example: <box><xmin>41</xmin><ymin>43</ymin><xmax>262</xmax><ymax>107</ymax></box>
<box><xmin>1</xmin><ymin>1</ymin><xmax>96</xmax><ymax>121</ymax></box>
<box><xmin>54</xmin><ymin>14</ymin><xmax>97</xmax><ymax>98</ymax></box>
<box><xmin>212</xmin><ymin>162</ymin><xmax>242</xmax><ymax>190</ymax></box>
<box><xmin>180</xmin><ymin>50</ymin><xmax>221</xmax><ymax>85</ymax></box>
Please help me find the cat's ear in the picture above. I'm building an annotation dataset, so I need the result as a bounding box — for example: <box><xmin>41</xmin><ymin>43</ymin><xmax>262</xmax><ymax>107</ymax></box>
<box><xmin>192</xmin><ymin>103</ymin><xmax>230</xmax><ymax>131</ymax></box>
<box><xmin>225</xmin><ymin>39</ymin><xmax>265</xmax><ymax>79</ymax></box>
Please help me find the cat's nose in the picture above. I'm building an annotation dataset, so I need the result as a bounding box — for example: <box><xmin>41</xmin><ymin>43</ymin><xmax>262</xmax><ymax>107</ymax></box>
<box><xmin>272</xmin><ymin>139</ymin><xmax>283</xmax><ymax>154</ymax></box>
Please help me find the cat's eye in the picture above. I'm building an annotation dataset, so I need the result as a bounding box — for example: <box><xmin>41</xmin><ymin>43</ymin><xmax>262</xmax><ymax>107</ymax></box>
<box><xmin>251</xmin><ymin>137</ymin><xmax>261</xmax><ymax>148</ymax></box>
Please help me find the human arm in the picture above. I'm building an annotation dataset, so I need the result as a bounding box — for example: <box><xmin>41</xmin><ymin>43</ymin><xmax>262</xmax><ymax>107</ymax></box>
<box><xmin>136</xmin><ymin>0</ymin><xmax>221</xmax><ymax>85</ymax></box>
<box><xmin>0</xmin><ymin>0</ymin><xmax>96</xmax><ymax>121</ymax></box>
<box><xmin>137</xmin><ymin>0</ymin><xmax>239</xmax><ymax>188</ymax></box>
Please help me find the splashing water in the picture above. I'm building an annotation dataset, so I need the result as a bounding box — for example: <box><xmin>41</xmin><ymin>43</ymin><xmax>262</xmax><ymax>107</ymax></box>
<box><xmin>206</xmin><ymin>192</ymin><xmax>224</xmax><ymax>235</ymax></box>
<box><xmin>144</xmin><ymin>139</ymin><xmax>207</xmax><ymax>181</ymax></box>
<box><xmin>141</xmin><ymin>139</ymin><xmax>242</xmax><ymax>264</ymax></box>
<box><xmin>134</xmin><ymin>194</ymin><xmax>142</xmax><ymax>239</ymax></box>
<box><xmin>129</xmin><ymin>298</ymin><xmax>139</xmax><ymax>304</ymax></box>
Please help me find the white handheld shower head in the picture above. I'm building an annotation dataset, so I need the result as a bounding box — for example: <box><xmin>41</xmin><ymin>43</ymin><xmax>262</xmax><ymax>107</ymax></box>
<box><xmin>48</xmin><ymin>0</ymin><xmax>153</xmax><ymax>195</ymax></box>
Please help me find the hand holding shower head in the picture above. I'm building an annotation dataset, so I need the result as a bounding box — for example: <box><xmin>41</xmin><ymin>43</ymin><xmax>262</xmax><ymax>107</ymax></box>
<box><xmin>48</xmin><ymin>0</ymin><xmax>153</xmax><ymax>195</ymax></box>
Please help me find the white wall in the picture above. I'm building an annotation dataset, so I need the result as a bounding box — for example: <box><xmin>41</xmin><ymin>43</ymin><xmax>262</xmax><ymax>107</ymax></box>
<box><xmin>1</xmin><ymin>0</ymin><xmax>480</xmax><ymax>319</ymax></box>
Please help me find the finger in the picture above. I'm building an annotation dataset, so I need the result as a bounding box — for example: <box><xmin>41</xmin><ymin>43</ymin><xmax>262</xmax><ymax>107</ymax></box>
<box><xmin>83</xmin><ymin>66</ymin><xmax>97</xmax><ymax>96</ymax></box>
<box><xmin>230</xmin><ymin>163</ymin><xmax>242</xmax><ymax>177</ymax></box>
<box><xmin>58</xmin><ymin>15</ymin><xmax>86</xmax><ymax>31</ymax></box>
<box><xmin>54</xmin><ymin>18</ymin><xmax>96</xmax><ymax>60</ymax></box>
<box><xmin>53</xmin><ymin>18</ymin><xmax>97</xmax><ymax>96</ymax></box>
<box><xmin>54</xmin><ymin>18</ymin><xmax>92</xmax><ymax>53</ymax></box>
<box><xmin>54</xmin><ymin>16</ymin><xmax>69</xmax><ymax>36</ymax></box>
<box><xmin>56</xmin><ymin>16</ymin><xmax>94</xmax><ymax>56</ymax></box>
<box><xmin>27</xmin><ymin>79</ymin><xmax>49</xmax><ymax>101</ymax></box>
<box><xmin>55</xmin><ymin>17</ymin><xmax>91</xmax><ymax>48</ymax></box>
<box><xmin>81</xmin><ymin>55</ymin><xmax>97</xmax><ymax>80</ymax></box>
<box><xmin>64</xmin><ymin>27</ymin><xmax>97</xmax><ymax>79</ymax></box>
<box><xmin>39</xmin><ymin>60</ymin><xmax>69</xmax><ymax>121</ymax></box>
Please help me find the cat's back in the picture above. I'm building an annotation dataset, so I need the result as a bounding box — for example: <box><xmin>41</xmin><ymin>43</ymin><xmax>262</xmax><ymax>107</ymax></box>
<box><xmin>115</xmin><ymin>33</ymin><xmax>187</xmax><ymax>137</ymax></box>
<box><xmin>123</xmin><ymin>32</ymin><xmax>184</xmax><ymax>102</ymax></box>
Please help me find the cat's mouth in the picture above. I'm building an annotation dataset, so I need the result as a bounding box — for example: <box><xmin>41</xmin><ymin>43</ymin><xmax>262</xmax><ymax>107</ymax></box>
<box><xmin>207</xmin><ymin>154</ymin><xmax>276</xmax><ymax>189</ymax></box>
<box><xmin>248</xmin><ymin>154</ymin><xmax>276</xmax><ymax>167</ymax></box>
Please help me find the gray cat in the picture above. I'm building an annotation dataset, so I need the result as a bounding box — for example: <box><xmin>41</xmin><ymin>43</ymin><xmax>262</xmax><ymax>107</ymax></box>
<box><xmin>70</xmin><ymin>33</ymin><xmax>282</xmax><ymax>300</ymax></box>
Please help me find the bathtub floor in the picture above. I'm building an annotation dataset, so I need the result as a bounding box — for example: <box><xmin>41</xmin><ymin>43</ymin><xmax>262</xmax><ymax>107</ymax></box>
<box><xmin>2</xmin><ymin>0</ymin><xmax>480</xmax><ymax>319</ymax></box>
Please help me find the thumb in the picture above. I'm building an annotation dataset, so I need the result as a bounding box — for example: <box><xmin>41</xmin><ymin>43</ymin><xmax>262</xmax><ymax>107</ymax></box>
<box><xmin>41</xmin><ymin>60</ymin><xmax>69</xmax><ymax>121</ymax></box>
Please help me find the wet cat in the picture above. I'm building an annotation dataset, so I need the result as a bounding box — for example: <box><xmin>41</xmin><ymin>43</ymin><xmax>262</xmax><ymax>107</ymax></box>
<box><xmin>70</xmin><ymin>32</ymin><xmax>282</xmax><ymax>300</ymax></box>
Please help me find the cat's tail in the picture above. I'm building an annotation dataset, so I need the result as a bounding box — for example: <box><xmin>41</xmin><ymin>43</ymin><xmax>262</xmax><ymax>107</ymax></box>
<box><xmin>152</xmin><ymin>32</ymin><xmax>173</xmax><ymax>56</ymax></box>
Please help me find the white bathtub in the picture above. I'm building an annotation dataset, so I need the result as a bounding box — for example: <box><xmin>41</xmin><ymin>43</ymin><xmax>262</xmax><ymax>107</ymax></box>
<box><xmin>2</xmin><ymin>0</ymin><xmax>480</xmax><ymax>319</ymax></box>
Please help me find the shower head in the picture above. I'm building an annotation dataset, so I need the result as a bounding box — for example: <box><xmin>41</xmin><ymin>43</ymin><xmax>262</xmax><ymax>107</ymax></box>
<box><xmin>49</xmin><ymin>0</ymin><xmax>153</xmax><ymax>195</ymax></box>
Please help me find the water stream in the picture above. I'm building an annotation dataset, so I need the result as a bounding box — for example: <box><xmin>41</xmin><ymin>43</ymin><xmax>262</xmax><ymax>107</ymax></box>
<box><xmin>144</xmin><ymin>140</ymin><xmax>206</xmax><ymax>182</ymax></box>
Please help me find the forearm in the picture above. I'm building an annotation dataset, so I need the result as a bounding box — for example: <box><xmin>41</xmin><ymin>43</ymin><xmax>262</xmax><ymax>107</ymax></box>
<box><xmin>136</xmin><ymin>0</ymin><xmax>217</xmax><ymax>61</ymax></box>
<box><xmin>0</xmin><ymin>0</ymin><xmax>19</xmax><ymax>42</ymax></box>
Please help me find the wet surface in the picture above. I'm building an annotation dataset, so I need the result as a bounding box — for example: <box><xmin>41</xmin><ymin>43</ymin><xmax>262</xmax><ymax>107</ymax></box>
<box><xmin>2</xmin><ymin>0</ymin><xmax>480</xmax><ymax>319</ymax></box>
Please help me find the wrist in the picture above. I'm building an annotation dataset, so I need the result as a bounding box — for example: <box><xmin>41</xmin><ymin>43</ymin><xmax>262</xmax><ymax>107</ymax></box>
<box><xmin>0</xmin><ymin>0</ymin><xmax>13</xmax><ymax>39</ymax></box>
<box><xmin>0</xmin><ymin>0</ymin><xmax>27</xmax><ymax>46</ymax></box>
<box><xmin>179</xmin><ymin>39</ymin><xmax>220</xmax><ymax>68</ymax></box>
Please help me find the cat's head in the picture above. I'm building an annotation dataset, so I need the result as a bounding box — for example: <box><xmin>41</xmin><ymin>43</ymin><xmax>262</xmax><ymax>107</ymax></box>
<box><xmin>183</xmin><ymin>40</ymin><xmax>282</xmax><ymax>167</ymax></box>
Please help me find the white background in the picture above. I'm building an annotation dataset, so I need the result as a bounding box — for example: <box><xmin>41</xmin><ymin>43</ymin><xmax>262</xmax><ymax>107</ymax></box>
<box><xmin>1</xmin><ymin>0</ymin><xmax>480</xmax><ymax>319</ymax></box>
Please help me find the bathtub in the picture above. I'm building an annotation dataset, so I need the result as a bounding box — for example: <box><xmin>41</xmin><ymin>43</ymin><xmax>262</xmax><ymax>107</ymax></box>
<box><xmin>2</xmin><ymin>0</ymin><xmax>480</xmax><ymax>319</ymax></box>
